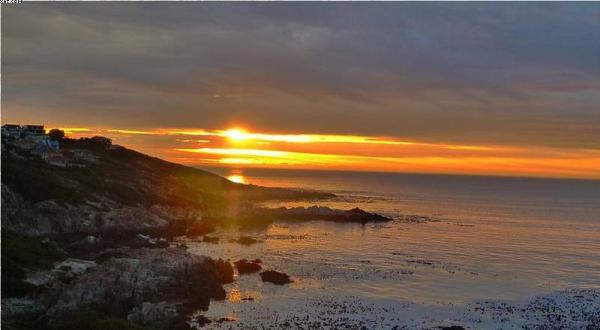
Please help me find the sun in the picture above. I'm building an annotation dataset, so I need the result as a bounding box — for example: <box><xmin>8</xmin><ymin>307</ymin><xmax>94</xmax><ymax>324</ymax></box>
<box><xmin>224</xmin><ymin>128</ymin><xmax>250</xmax><ymax>142</ymax></box>
<box><xmin>226</xmin><ymin>174</ymin><xmax>246</xmax><ymax>184</ymax></box>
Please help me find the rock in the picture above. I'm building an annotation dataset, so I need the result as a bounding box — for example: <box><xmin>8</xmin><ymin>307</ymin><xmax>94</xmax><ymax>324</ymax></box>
<box><xmin>202</xmin><ymin>235</ymin><xmax>219</xmax><ymax>244</ymax></box>
<box><xmin>216</xmin><ymin>317</ymin><xmax>236</xmax><ymax>323</ymax></box>
<box><xmin>0</xmin><ymin>187</ymin><xmax>94</xmax><ymax>236</ymax></box>
<box><xmin>231</xmin><ymin>236</ymin><xmax>260</xmax><ymax>245</ymax></box>
<box><xmin>212</xmin><ymin>259</ymin><xmax>234</xmax><ymax>284</ymax></box>
<box><xmin>234</xmin><ymin>259</ymin><xmax>262</xmax><ymax>274</ymax></box>
<box><xmin>95</xmin><ymin>249</ymin><xmax>131</xmax><ymax>264</ymax></box>
<box><xmin>69</xmin><ymin>235</ymin><xmax>106</xmax><ymax>257</ymax></box>
<box><xmin>186</xmin><ymin>220</ymin><xmax>216</xmax><ymax>237</ymax></box>
<box><xmin>245</xmin><ymin>206</ymin><xmax>391</xmax><ymax>225</ymax></box>
<box><xmin>46</xmin><ymin>248</ymin><xmax>228</xmax><ymax>324</ymax></box>
<box><xmin>190</xmin><ymin>314</ymin><xmax>211</xmax><ymax>328</ymax></box>
<box><xmin>1</xmin><ymin>297</ymin><xmax>45</xmax><ymax>316</ymax></box>
<box><xmin>99</xmin><ymin>207</ymin><xmax>171</xmax><ymax>234</ymax></box>
<box><xmin>1</xmin><ymin>184</ymin><xmax>29</xmax><ymax>231</ymax></box>
<box><xmin>127</xmin><ymin>301</ymin><xmax>179</xmax><ymax>327</ymax></box>
<box><xmin>85</xmin><ymin>235</ymin><xmax>101</xmax><ymax>244</ymax></box>
<box><xmin>25</xmin><ymin>258</ymin><xmax>96</xmax><ymax>287</ymax></box>
<box><xmin>1</xmin><ymin>184</ymin><xmax>198</xmax><ymax>238</ymax></box>
<box><xmin>260</xmin><ymin>270</ymin><xmax>292</xmax><ymax>285</ymax></box>
<box><xmin>132</xmin><ymin>233</ymin><xmax>169</xmax><ymax>248</ymax></box>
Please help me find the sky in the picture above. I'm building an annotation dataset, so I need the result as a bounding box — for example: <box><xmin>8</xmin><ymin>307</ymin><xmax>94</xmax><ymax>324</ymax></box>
<box><xmin>2</xmin><ymin>3</ymin><xmax>600</xmax><ymax>179</ymax></box>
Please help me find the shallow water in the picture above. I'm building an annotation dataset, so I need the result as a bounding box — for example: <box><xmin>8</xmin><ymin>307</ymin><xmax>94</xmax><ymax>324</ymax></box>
<box><xmin>189</xmin><ymin>168</ymin><xmax>600</xmax><ymax>328</ymax></box>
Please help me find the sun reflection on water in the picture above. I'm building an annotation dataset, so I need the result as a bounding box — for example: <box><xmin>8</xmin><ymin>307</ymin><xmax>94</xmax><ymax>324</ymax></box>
<box><xmin>229</xmin><ymin>287</ymin><xmax>241</xmax><ymax>303</ymax></box>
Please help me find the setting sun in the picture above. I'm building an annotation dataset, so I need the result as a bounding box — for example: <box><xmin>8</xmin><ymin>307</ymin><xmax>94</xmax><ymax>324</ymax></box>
<box><xmin>226</xmin><ymin>174</ymin><xmax>246</xmax><ymax>184</ymax></box>
<box><xmin>224</xmin><ymin>128</ymin><xmax>250</xmax><ymax>142</ymax></box>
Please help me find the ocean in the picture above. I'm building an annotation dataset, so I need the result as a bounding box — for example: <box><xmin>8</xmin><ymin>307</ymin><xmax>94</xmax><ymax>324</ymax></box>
<box><xmin>187</xmin><ymin>168</ymin><xmax>600</xmax><ymax>328</ymax></box>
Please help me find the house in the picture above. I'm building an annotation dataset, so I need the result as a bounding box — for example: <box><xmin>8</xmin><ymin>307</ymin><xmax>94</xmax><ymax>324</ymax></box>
<box><xmin>10</xmin><ymin>139</ymin><xmax>37</xmax><ymax>151</ymax></box>
<box><xmin>4</xmin><ymin>123</ymin><xmax>98</xmax><ymax>168</ymax></box>
<box><xmin>1</xmin><ymin>124</ymin><xmax>22</xmax><ymax>139</ymax></box>
<box><xmin>21</xmin><ymin>125</ymin><xmax>45</xmax><ymax>136</ymax></box>
<box><xmin>33</xmin><ymin>138</ymin><xmax>60</xmax><ymax>154</ymax></box>
<box><xmin>48</xmin><ymin>140</ymin><xmax>60</xmax><ymax>150</ymax></box>
<box><xmin>1</xmin><ymin>124</ymin><xmax>46</xmax><ymax>139</ymax></box>
<box><xmin>26</xmin><ymin>133</ymin><xmax>50</xmax><ymax>144</ymax></box>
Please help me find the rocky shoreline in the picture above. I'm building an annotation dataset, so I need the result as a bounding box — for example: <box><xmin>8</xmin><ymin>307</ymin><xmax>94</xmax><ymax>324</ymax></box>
<box><xmin>1</xmin><ymin>186</ymin><xmax>390</xmax><ymax>329</ymax></box>
<box><xmin>2</xmin><ymin>244</ymin><xmax>233</xmax><ymax>329</ymax></box>
<box><xmin>1</xmin><ymin>141</ymin><xmax>392</xmax><ymax>329</ymax></box>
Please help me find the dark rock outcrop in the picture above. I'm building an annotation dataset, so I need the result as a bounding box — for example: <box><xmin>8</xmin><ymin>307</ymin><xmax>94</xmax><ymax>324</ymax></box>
<box><xmin>243</xmin><ymin>206</ymin><xmax>391</xmax><ymax>226</ymax></box>
<box><xmin>260</xmin><ymin>270</ymin><xmax>293</xmax><ymax>285</ymax></box>
<box><xmin>44</xmin><ymin>248</ymin><xmax>229</xmax><ymax>328</ymax></box>
<box><xmin>211</xmin><ymin>258</ymin><xmax>234</xmax><ymax>284</ymax></box>
<box><xmin>202</xmin><ymin>235</ymin><xmax>220</xmax><ymax>244</ymax></box>
<box><xmin>234</xmin><ymin>259</ymin><xmax>262</xmax><ymax>274</ymax></box>
<box><xmin>231</xmin><ymin>236</ymin><xmax>260</xmax><ymax>245</ymax></box>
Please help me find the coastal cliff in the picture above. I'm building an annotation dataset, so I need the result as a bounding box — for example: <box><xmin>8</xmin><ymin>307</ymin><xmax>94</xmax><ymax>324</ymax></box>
<box><xmin>1</xmin><ymin>138</ymin><xmax>389</xmax><ymax>329</ymax></box>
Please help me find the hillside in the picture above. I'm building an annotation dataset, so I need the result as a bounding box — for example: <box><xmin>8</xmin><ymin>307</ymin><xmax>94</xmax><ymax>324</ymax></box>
<box><xmin>1</xmin><ymin>137</ymin><xmax>391</xmax><ymax>329</ymax></box>
<box><xmin>2</xmin><ymin>138</ymin><xmax>332</xmax><ymax>210</ymax></box>
<box><xmin>1</xmin><ymin>137</ymin><xmax>336</xmax><ymax>240</ymax></box>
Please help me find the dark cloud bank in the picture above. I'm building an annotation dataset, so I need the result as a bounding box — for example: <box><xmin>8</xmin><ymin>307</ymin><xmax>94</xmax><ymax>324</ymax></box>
<box><xmin>3</xmin><ymin>2</ymin><xmax>600</xmax><ymax>148</ymax></box>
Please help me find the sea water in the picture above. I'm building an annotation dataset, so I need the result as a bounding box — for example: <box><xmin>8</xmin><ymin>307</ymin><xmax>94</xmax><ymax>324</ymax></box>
<box><xmin>186</xmin><ymin>168</ymin><xmax>600</xmax><ymax>328</ymax></box>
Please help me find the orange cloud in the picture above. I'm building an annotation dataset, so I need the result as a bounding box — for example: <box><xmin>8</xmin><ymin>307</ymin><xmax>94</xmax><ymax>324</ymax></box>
<box><xmin>177</xmin><ymin>146</ymin><xmax>600</xmax><ymax>179</ymax></box>
<box><xmin>49</xmin><ymin>125</ymin><xmax>600</xmax><ymax>179</ymax></box>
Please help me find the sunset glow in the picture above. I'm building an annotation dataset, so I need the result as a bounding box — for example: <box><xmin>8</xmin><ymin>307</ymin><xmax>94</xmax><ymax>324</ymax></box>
<box><xmin>4</xmin><ymin>4</ymin><xmax>600</xmax><ymax>328</ymax></box>
<box><xmin>5</xmin><ymin>2</ymin><xmax>600</xmax><ymax>182</ymax></box>
<box><xmin>226</xmin><ymin>174</ymin><xmax>246</xmax><ymax>184</ymax></box>
<box><xmin>224</xmin><ymin>129</ymin><xmax>252</xmax><ymax>142</ymax></box>
<box><xmin>47</xmin><ymin>125</ymin><xmax>600</xmax><ymax>180</ymax></box>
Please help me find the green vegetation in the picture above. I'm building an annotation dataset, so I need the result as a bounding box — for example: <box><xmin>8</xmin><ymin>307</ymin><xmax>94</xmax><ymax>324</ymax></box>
<box><xmin>1</xmin><ymin>230</ymin><xmax>66</xmax><ymax>297</ymax></box>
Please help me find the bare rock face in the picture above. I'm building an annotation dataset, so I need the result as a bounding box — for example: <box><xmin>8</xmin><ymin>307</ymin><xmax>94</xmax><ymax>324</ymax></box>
<box><xmin>0</xmin><ymin>184</ymin><xmax>67</xmax><ymax>236</ymax></box>
<box><xmin>149</xmin><ymin>205</ymin><xmax>202</xmax><ymax>224</ymax></box>
<box><xmin>234</xmin><ymin>259</ymin><xmax>262</xmax><ymax>274</ymax></box>
<box><xmin>46</xmin><ymin>248</ymin><xmax>229</xmax><ymax>327</ymax></box>
<box><xmin>1</xmin><ymin>185</ymin><xmax>200</xmax><ymax>238</ymax></box>
<box><xmin>98</xmin><ymin>206</ymin><xmax>171</xmax><ymax>233</ymax></box>
<box><xmin>31</xmin><ymin>201</ymin><xmax>97</xmax><ymax>234</ymax></box>
<box><xmin>127</xmin><ymin>301</ymin><xmax>179</xmax><ymax>327</ymax></box>
<box><xmin>1</xmin><ymin>184</ymin><xmax>24</xmax><ymax>221</ymax></box>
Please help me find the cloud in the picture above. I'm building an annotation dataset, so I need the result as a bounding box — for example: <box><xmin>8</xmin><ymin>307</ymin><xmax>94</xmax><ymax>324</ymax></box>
<box><xmin>2</xmin><ymin>2</ymin><xmax>600</xmax><ymax>148</ymax></box>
